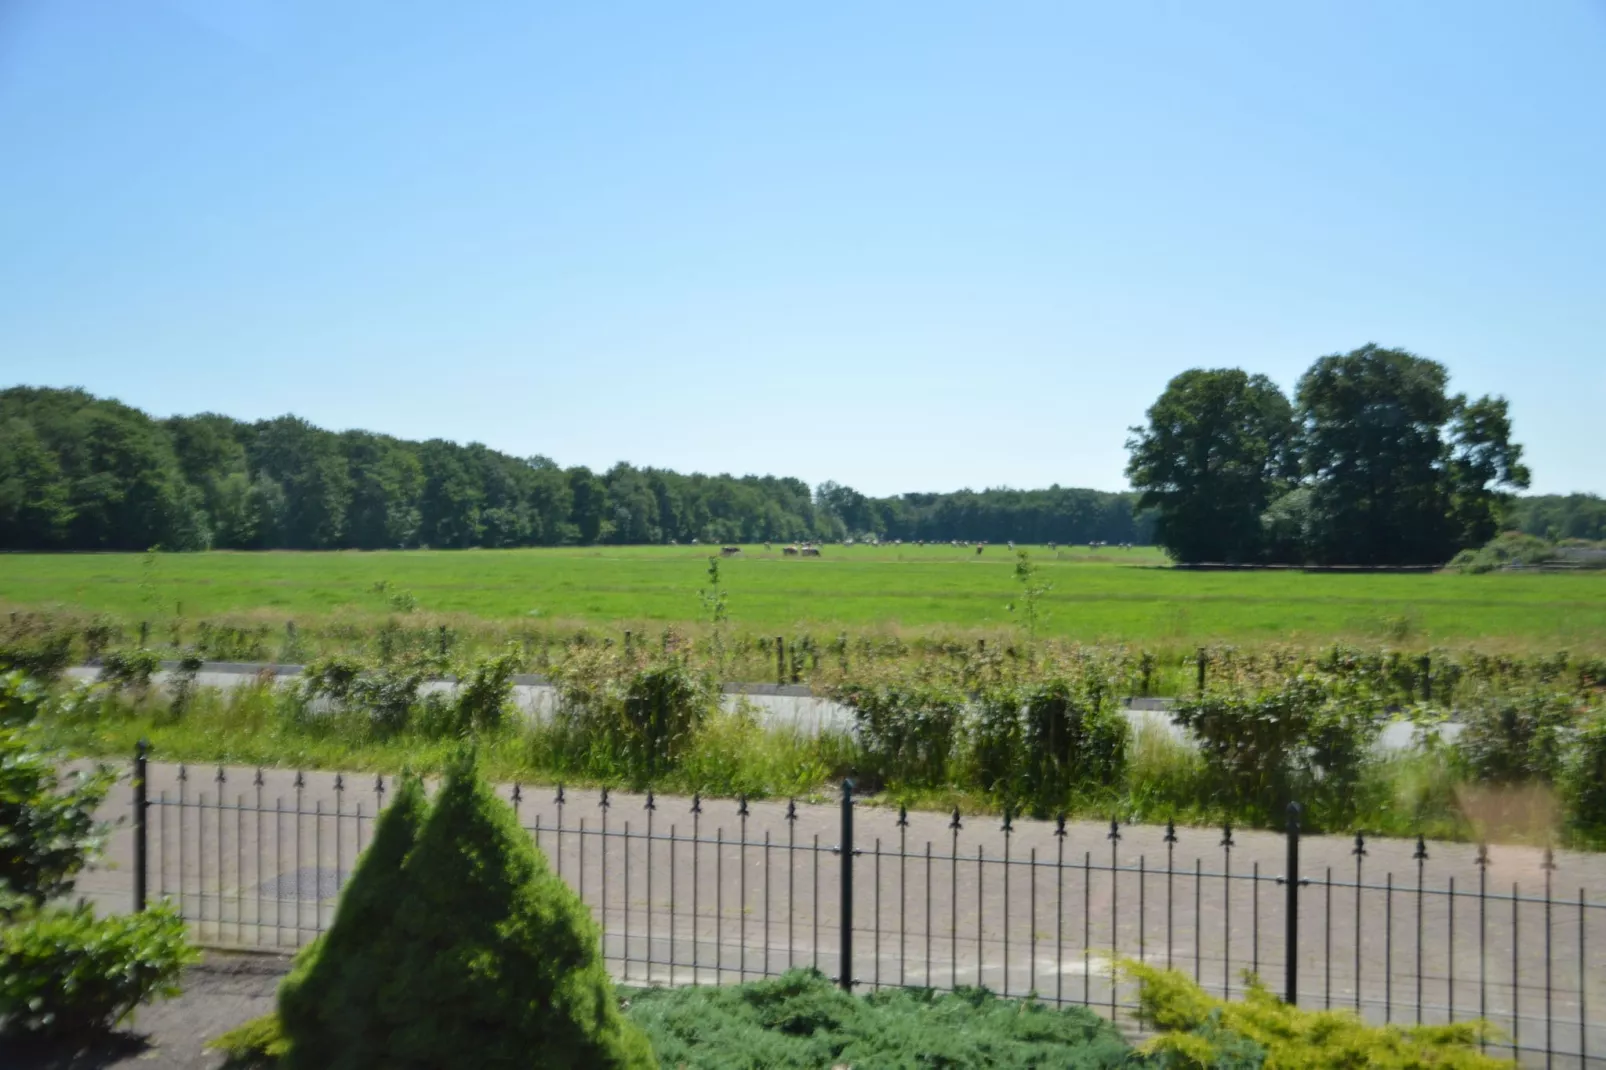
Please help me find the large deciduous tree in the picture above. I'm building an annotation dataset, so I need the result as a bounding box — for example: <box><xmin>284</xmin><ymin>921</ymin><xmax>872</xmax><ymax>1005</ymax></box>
<box><xmin>1296</xmin><ymin>344</ymin><xmax>1527</xmax><ymax>565</ymax></box>
<box><xmin>1125</xmin><ymin>369</ymin><xmax>1297</xmax><ymax>563</ymax></box>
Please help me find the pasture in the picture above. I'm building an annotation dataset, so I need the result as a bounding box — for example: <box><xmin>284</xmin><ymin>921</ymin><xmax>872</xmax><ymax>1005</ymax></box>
<box><xmin>1</xmin><ymin>543</ymin><xmax>1603</xmax><ymax>652</ymax></box>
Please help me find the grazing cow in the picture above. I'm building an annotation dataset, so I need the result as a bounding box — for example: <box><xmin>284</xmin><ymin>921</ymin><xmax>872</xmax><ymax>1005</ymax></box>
<box><xmin>721</xmin><ymin>546</ymin><xmax>741</xmax><ymax>556</ymax></box>
<box><xmin>783</xmin><ymin>545</ymin><xmax>800</xmax><ymax>556</ymax></box>
<box><xmin>976</xmin><ymin>544</ymin><xmax>984</xmax><ymax>556</ymax></box>
<box><xmin>801</xmin><ymin>546</ymin><xmax>821</xmax><ymax>557</ymax></box>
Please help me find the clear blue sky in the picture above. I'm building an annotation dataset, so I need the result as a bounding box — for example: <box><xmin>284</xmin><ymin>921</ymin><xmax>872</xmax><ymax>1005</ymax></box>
<box><xmin>3</xmin><ymin>1</ymin><xmax>1602</xmax><ymax>496</ymax></box>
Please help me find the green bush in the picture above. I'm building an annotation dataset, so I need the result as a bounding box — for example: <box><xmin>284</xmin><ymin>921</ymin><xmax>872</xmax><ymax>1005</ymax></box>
<box><xmin>1172</xmin><ymin>675</ymin><xmax>1380</xmax><ymax>826</ymax></box>
<box><xmin>0</xmin><ymin>902</ymin><xmax>196</xmax><ymax>1038</ymax></box>
<box><xmin>277</xmin><ymin>753</ymin><xmax>653</xmax><ymax>1070</ymax></box>
<box><xmin>550</xmin><ymin>649</ymin><xmax>717</xmax><ymax>783</ymax></box>
<box><xmin>1456</xmin><ymin>686</ymin><xmax>1577</xmax><ymax>784</ymax></box>
<box><xmin>625</xmin><ymin>968</ymin><xmax>1133</xmax><ymax>1069</ymax></box>
<box><xmin>209</xmin><ymin>1012</ymin><xmax>289</xmax><ymax>1067</ymax></box>
<box><xmin>1</xmin><ymin>703</ymin><xmax>113</xmax><ymax>910</ymax></box>
<box><xmin>452</xmin><ymin>645</ymin><xmax>520</xmax><ymax>733</ymax></box>
<box><xmin>1127</xmin><ymin>960</ymin><xmax>1512</xmax><ymax>1069</ymax></box>
<box><xmin>0</xmin><ymin>619</ymin><xmax>75</xmax><ymax>682</ymax></box>
<box><xmin>1562</xmin><ymin>712</ymin><xmax>1606</xmax><ymax>841</ymax></box>
<box><xmin>1447</xmin><ymin>531</ymin><xmax>1557</xmax><ymax>574</ymax></box>
<box><xmin>1022</xmin><ymin>678</ymin><xmax>1128</xmax><ymax>812</ymax></box>
<box><xmin>97</xmin><ymin>647</ymin><xmax>161</xmax><ymax>691</ymax></box>
<box><xmin>278</xmin><ymin>775</ymin><xmax>428</xmax><ymax>1069</ymax></box>
<box><xmin>837</xmin><ymin>681</ymin><xmax>965</xmax><ymax>789</ymax></box>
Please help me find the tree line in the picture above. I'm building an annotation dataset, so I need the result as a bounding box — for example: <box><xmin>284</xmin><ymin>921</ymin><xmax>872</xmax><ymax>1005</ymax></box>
<box><xmin>0</xmin><ymin>387</ymin><xmax>1151</xmax><ymax>551</ymax></box>
<box><xmin>1125</xmin><ymin>343</ymin><xmax>1535</xmax><ymax>566</ymax></box>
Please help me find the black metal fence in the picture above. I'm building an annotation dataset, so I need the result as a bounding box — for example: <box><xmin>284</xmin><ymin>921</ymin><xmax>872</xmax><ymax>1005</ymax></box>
<box><xmin>129</xmin><ymin>747</ymin><xmax>1605</xmax><ymax>1068</ymax></box>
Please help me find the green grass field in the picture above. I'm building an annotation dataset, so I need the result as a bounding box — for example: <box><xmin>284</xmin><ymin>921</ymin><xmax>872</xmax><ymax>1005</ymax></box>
<box><xmin>2</xmin><ymin>543</ymin><xmax>1604</xmax><ymax>652</ymax></box>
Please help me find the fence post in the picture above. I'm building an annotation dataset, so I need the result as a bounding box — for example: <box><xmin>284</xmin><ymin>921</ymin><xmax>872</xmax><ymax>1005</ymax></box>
<box><xmin>1196</xmin><ymin>648</ymin><xmax>1207</xmax><ymax>694</ymax></box>
<box><xmin>776</xmin><ymin>636</ymin><xmax>785</xmax><ymax>685</ymax></box>
<box><xmin>133</xmin><ymin>739</ymin><xmax>149</xmax><ymax>913</ymax></box>
<box><xmin>840</xmin><ymin>778</ymin><xmax>855</xmax><ymax>991</ymax></box>
<box><xmin>1285</xmin><ymin>801</ymin><xmax>1301</xmax><ymax>1004</ymax></box>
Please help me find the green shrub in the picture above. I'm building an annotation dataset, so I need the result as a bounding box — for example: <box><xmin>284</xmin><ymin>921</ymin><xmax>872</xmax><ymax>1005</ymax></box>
<box><xmin>0</xmin><ymin>902</ymin><xmax>196</xmax><ymax>1038</ymax></box>
<box><xmin>1</xmin><ymin>709</ymin><xmax>113</xmax><ymax>910</ymax></box>
<box><xmin>0</xmin><ymin>669</ymin><xmax>47</xmax><ymax>728</ymax></box>
<box><xmin>1127</xmin><ymin>960</ymin><xmax>1512</xmax><ymax>1069</ymax></box>
<box><xmin>836</xmin><ymin>681</ymin><xmax>965</xmax><ymax>789</ymax></box>
<box><xmin>1456</xmin><ymin>686</ymin><xmax>1577</xmax><ymax>784</ymax></box>
<box><xmin>1562</xmin><ymin>712</ymin><xmax>1606</xmax><ymax>841</ymax></box>
<box><xmin>1172</xmin><ymin>675</ymin><xmax>1380</xmax><ymax>826</ymax></box>
<box><xmin>1022</xmin><ymin>678</ymin><xmax>1128</xmax><ymax>812</ymax></box>
<box><xmin>209</xmin><ymin>1012</ymin><xmax>289</xmax><ymax>1067</ymax></box>
<box><xmin>551</xmin><ymin>649</ymin><xmax>716</xmax><ymax>783</ymax></box>
<box><xmin>1447</xmin><ymin>532</ymin><xmax>1557</xmax><ymax>574</ymax></box>
<box><xmin>0</xmin><ymin>619</ymin><xmax>75</xmax><ymax>682</ymax></box>
<box><xmin>97</xmin><ymin>647</ymin><xmax>161</xmax><ymax>691</ymax></box>
<box><xmin>277</xmin><ymin>775</ymin><xmax>428</xmax><ymax>1070</ymax></box>
<box><xmin>625</xmin><ymin>968</ymin><xmax>1133</xmax><ymax>1069</ymax></box>
<box><xmin>453</xmin><ymin>645</ymin><xmax>521</xmax><ymax>734</ymax></box>
<box><xmin>278</xmin><ymin>753</ymin><xmax>653</xmax><ymax>1070</ymax></box>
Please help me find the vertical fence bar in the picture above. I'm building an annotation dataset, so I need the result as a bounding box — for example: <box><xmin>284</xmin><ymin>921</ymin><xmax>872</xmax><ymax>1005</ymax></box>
<box><xmin>874</xmin><ymin>836</ymin><xmax>882</xmax><ymax>991</ymax></box>
<box><xmin>925</xmin><ymin>841</ymin><xmax>933</xmax><ymax>988</ymax></box>
<box><xmin>1087</xmin><ymin>852</ymin><xmax>1095</xmax><ymax>1005</ymax></box>
<box><xmin>716</xmin><ymin>827</ymin><xmax>724</xmax><ymax>984</ymax></box>
<box><xmin>178</xmin><ymin>766</ymin><xmax>188</xmax><ymax>922</ymax></box>
<box><xmin>1111</xmin><ymin>820</ymin><xmax>1122</xmax><ymax>1016</ymax></box>
<box><xmin>600</xmin><ymin>790</ymin><xmax>610</xmax><ymax>955</ymax></box>
<box><xmin>1448</xmin><ymin>876</ymin><xmax>1456</xmax><ymax>1023</ymax></box>
<box><xmin>1194</xmin><ymin>858</ymin><xmax>1202</xmax><ymax>985</ymax></box>
<box><xmin>645</xmin><ymin>794</ymin><xmax>655</xmax><ymax>981</ymax></box>
<box><xmin>738</xmin><ymin>797</ymin><xmax>749</xmax><ymax>983</ymax></box>
<box><xmin>669</xmin><ymin>821</ymin><xmax>678</xmax><ymax>982</ymax></box>
<box><xmin>1222</xmin><ymin>825</ymin><xmax>1234</xmax><ymax>998</ymax></box>
<box><xmin>1285</xmin><ymin>803</ymin><xmax>1300</xmax><ymax>1005</ymax></box>
<box><xmin>1385</xmin><ymin>873</ymin><xmax>1393</xmax><ymax>1024</ymax></box>
<box><xmin>294</xmin><ymin>773</ymin><xmax>304</xmax><ymax>946</ymax></box>
<box><xmin>1325</xmin><ymin>866</ymin><xmax>1333</xmax><ymax>1009</ymax></box>
<box><xmin>812</xmin><ymin>832</ymin><xmax>820</xmax><ymax>974</ymax></box>
<box><xmin>1513</xmin><ymin>882</ymin><xmax>1520</xmax><ymax>1060</ymax></box>
<box><xmin>1415</xmin><ymin>836</ymin><xmax>1427</xmax><ymax>1023</ymax></box>
<box><xmin>1544</xmin><ymin>849</ymin><xmax>1555</xmax><ymax>1069</ymax></box>
<box><xmin>763</xmin><ymin>829</ymin><xmax>772</xmax><ymax>980</ymax></box>
<box><xmin>1166</xmin><ymin>822</ymin><xmax>1177</xmax><ymax>972</ymax></box>
<box><xmin>1579</xmin><ymin>889</ymin><xmax>1586</xmax><ymax>1066</ymax></box>
<box><xmin>1003</xmin><ymin>811</ymin><xmax>1013</xmax><ymax>998</ymax></box>
<box><xmin>840</xmin><ymin>780</ymin><xmax>854</xmax><ymax>991</ymax></box>
<box><xmin>215</xmin><ymin>768</ymin><xmax>226</xmax><ymax>940</ymax></box>
<box><xmin>1056</xmin><ymin>816</ymin><xmax>1067</xmax><ymax>1005</ymax></box>
<box><xmin>133</xmin><ymin>741</ymin><xmax>148</xmax><ymax>912</ymax></box>
<box><xmin>314</xmin><ymin>800</ymin><xmax>323</xmax><ymax>937</ymax></box>
<box><xmin>951</xmin><ymin>808</ymin><xmax>961</xmax><ymax>992</ymax></box>
<box><xmin>1354</xmin><ymin>833</ymin><xmax>1366</xmax><ymax>1014</ymax></box>
<box><xmin>1032</xmin><ymin>847</ymin><xmax>1040</xmax><ymax>997</ymax></box>
<box><xmin>623</xmin><ymin>819</ymin><xmax>632</xmax><ymax>981</ymax></box>
<box><xmin>692</xmin><ymin>795</ymin><xmax>701</xmax><ymax>982</ymax></box>
<box><xmin>786</xmin><ymin>801</ymin><xmax>797</xmax><ymax>972</ymax></box>
<box><xmin>898</xmin><ymin>807</ymin><xmax>908</xmax><ymax>988</ymax></box>
<box><xmin>235</xmin><ymin>792</ymin><xmax>244</xmax><ymax>946</ymax></box>
<box><xmin>976</xmin><ymin>845</ymin><xmax>985</xmax><ymax>991</ymax></box>
<box><xmin>1478</xmin><ymin>846</ymin><xmax>1489</xmax><ymax>1051</ymax></box>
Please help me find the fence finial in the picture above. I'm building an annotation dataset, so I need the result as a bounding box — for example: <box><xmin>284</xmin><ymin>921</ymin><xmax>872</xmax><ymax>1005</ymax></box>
<box><xmin>644</xmin><ymin>791</ymin><xmax>656</xmax><ymax>812</ymax></box>
<box><xmin>215</xmin><ymin>766</ymin><xmax>226</xmax><ymax>785</ymax></box>
<box><xmin>1352</xmin><ymin>831</ymin><xmax>1367</xmax><ymax>858</ymax></box>
<box><xmin>511</xmin><ymin>783</ymin><xmax>522</xmax><ymax>806</ymax></box>
<box><xmin>691</xmin><ymin>793</ymin><xmax>702</xmax><ymax>814</ymax></box>
<box><xmin>1475</xmin><ymin>843</ymin><xmax>1489</xmax><ymax>869</ymax></box>
<box><xmin>896</xmin><ymin>805</ymin><xmax>908</xmax><ymax>828</ymax></box>
<box><xmin>737</xmin><ymin>795</ymin><xmax>749</xmax><ymax>817</ymax></box>
<box><xmin>1220</xmin><ymin>823</ymin><xmax>1234</xmax><ymax>849</ymax></box>
<box><xmin>253</xmin><ymin>767</ymin><xmax>264</xmax><ymax>788</ymax></box>
<box><xmin>294</xmin><ymin>771</ymin><xmax>305</xmax><ymax>790</ymax></box>
<box><xmin>1164</xmin><ymin>819</ymin><xmax>1177</xmax><ymax>844</ymax></box>
<box><xmin>1542</xmin><ymin>846</ymin><xmax>1558</xmax><ymax>872</ymax></box>
<box><xmin>178</xmin><ymin>764</ymin><xmax>188</xmax><ymax>782</ymax></box>
<box><xmin>334</xmin><ymin>774</ymin><xmax>344</xmax><ymax>793</ymax></box>
<box><xmin>1413</xmin><ymin>835</ymin><xmax>1428</xmax><ymax>862</ymax></box>
<box><xmin>785</xmin><ymin>799</ymin><xmax>797</xmax><ymax>823</ymax></box>
<box><xmin>949</xmin><ymin>806</ymin><xmax>962</xmax><ymax>831</ymax></box>
<box><xmin>599</xmin><ymin>786</ymin><xmax>610</xmax><ymax>810</ymax></box>
<box><xmin>1002</xmin><ymin>807</ymin><xmax>1013</xmax><ymax>834</ymax></box>
<box><xmin>1055</xmin><ymin>813</ymin><xmax>1067</xmax><ymax>838</ymax></box>
<box><xmin>555</xmin><ymin>783</ymin><xmax>565</xmax><ymax>805</ymax></box>
<box><xmin>1107</xmin><ymin>817</ymin><xmax>1120</xmax><ymax>843</ymax></box>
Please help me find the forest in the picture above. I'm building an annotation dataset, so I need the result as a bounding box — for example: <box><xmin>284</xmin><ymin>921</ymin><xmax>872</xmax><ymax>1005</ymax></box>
<box><xmin>0</xmin><ymin>386</ymin><xmax>1152</xmax><ymax>551</ymax></box>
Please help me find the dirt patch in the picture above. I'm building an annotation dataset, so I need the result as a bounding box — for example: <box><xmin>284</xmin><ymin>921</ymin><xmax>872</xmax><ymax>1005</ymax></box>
<box><xmin>10</xmin><ymin>951</ymin><xmax>291</xmax><ymax>1070</ymax></box>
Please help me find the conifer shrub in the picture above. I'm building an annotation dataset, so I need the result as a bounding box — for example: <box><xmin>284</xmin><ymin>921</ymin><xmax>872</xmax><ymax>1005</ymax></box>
<box><xmin>274</xmin><ymin>753</ymin><xmax>653</xmax><ymax>1070</ymax></box>
<box><xmin>1127</xmin><ymin>961</ymin><xmax>1513</xmax><ymax>1069</ymax></box>
<box><xmin>276</xmin><ymin>774</ymin><xmax>428</xmax><ymax>1070</ymax></box>
<box><xmin>625</xmin><ymin>968</ymin><xmax>1133</xmax><ymax>1069</ymax></box>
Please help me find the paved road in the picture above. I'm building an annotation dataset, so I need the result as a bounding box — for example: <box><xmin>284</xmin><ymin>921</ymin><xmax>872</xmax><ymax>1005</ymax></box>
<box><xmin>75</xmin><ymin>759</ymin><xmax>1605</xmax><ymax>1067</ymax></box>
